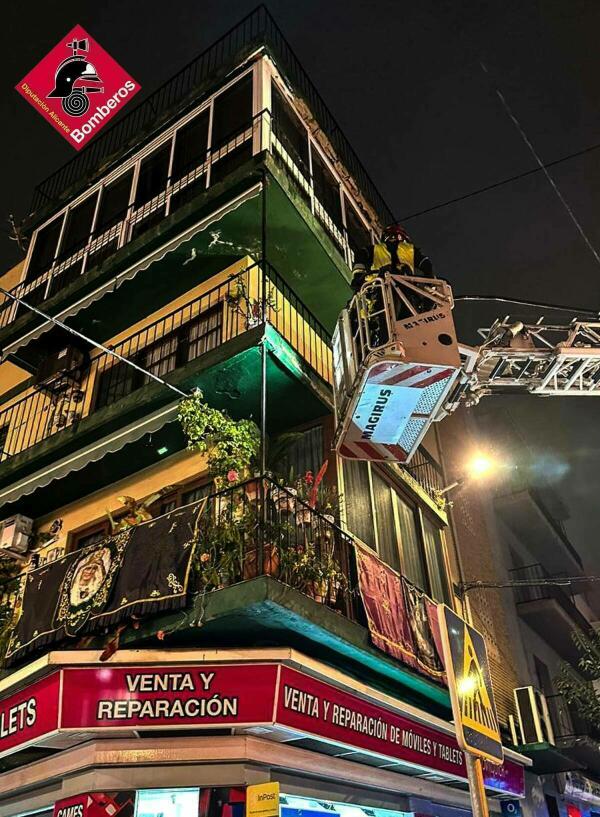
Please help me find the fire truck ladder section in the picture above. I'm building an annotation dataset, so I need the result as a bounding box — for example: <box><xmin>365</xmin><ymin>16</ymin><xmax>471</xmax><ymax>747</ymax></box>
<box><xmin>448</xmin><ymin>319</ymin><xmax>600</xmax><ymax>409</ymax></box>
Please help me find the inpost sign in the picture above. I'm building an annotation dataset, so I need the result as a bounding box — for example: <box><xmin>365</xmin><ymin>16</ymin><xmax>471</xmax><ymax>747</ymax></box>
<box><xmin>246</xmin><ymin>783</ymin><xmax>280</xmax><ymax>817</ymax></box>
<box><xmin>438</xmin><ymin>605</ymin><xmax>504</xmax><ymax>764</ymax></box>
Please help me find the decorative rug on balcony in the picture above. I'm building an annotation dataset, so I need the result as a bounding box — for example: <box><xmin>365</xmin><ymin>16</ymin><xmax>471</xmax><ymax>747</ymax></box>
<box><xmin>5</xmin><ymin>503</ymin><xmax>200</xmax><ymax>665</ymax></box>
<box><xmin>355</xmin><ymin>543</ymin><xmax>446</xmax><ymax>684</ymax></box>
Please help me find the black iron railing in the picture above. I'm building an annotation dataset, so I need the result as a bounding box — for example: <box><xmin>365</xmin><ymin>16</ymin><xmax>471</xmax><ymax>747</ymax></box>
<box><xmin>31</xmin><ymin>7</ymin><xmax>393</xmax><ymax>228</ymax></box>
<box><xmin>403</xmin><ymin>446</ymin><xmax>445</xmax><ymax>499</ymax></box>
<box><xmin>0</xmin><ymin>263</ymin><xmax>332</xmax><ymax>462</ymax></box>
<box><xmin>509</xmin><ymin>563</ymin><xmax>592</xmax><ymax>631</ymax></box>
<box><xmin>191</xmin><ymin>474</ymin><xmax>360</xmax><ymax>620</ymax></box>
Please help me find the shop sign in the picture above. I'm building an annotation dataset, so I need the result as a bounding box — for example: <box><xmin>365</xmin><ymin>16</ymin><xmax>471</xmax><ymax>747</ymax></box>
<box><xmin>61</xmin><ymin>664</ymin><xmax>279</xmax><ymax>729</ymax></box>
<box><xmin>0</xmin><ymin>661</ymin><xmax>525</xmax><ymax>797</ymax></box>
<box><xmin>246</xmin><ymin>783</ymin><xmax>280</xmax><ymax>817</ymax></box>
<box><xmin>438</xmin><ymin>605</ymin><xmax>503</xmax><ymax>764</ymax></box>
<box><xmin>53</xmin><ymin>792</ymin><xmax>135</xmax><ymax>817</ymax></box>
<box><xmin>0</xmin><ymin>673</ymin><xmax>60</xmax><ymax>755</ymax></box>
<box><xmin>275</xmin><ymin>666</ymin><xmax>523</xmax><ymax>797</ymax></box>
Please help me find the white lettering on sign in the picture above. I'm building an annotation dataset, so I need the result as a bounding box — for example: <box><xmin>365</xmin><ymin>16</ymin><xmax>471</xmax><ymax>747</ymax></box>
<box><xmin>70</xmin><ymin>80</ymin><xmax>137</xmax><ymax>143</ymax></box>
<box><xmin>0</xmin><ymin>697</ymin><xmax>36</xmax><ymax>738</ymax></box>
<box><xmin>96</xmin><ymin>671</ymin><xmax>238</xmax><ymax>720</ymax></box>
<box><xmin>56</xmin><ymin>807</ymin><xmax>84</xmax><ymax>817</ymax></box>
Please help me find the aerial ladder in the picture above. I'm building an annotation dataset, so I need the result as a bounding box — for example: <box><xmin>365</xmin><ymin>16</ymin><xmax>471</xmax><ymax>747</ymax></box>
<box><xmin>332</xmin><ymin>273</ymin><xmax>600</xmax><ymax>464</ymax></box>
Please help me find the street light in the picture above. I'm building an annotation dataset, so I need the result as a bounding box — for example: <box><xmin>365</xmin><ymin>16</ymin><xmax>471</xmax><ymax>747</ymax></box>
<box><xmin>438</xmin><ymin>451</ymin><xmax>500</xmax><ymax>496</ymax></box>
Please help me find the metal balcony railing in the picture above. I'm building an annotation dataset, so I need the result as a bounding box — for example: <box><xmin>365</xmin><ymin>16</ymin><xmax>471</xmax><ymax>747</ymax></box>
<box><xmin>30</xmin><ymin>7</ymin><xmax>393</xmax><ymax>227</ymax></box>
<box><xmin>402</xmin><ymin>445</ymin><xmax>445</xmax><ymax>499</ymax></box>
<box><xmin>0</xmin><ymin>263</ymin><xmax>332</xmax><ymax>463</ymax></box>
<box><xmin>544</xmin><ymin>692</ymin><xmax>596</xmax><ymax>742</ymax></box>
<box><xmin>509</xmin><ymin>563</ymin><xmax>592</xmax><ymax>630</ymax></box>
<box><xmin>2</xmin><ymin>107</ymin><xmax>367</xmax><ymax>331</ymax></box>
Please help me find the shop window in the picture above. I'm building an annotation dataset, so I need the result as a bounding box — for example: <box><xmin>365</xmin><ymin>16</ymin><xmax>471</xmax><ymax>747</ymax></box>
<box><xmin>135</xmin><ymin>787</ymin><xmax>200</xmax><ymax>817</ymax></box>
<box><xmin>271</xmin><ymin>84</ymin><xmax>309</xmax><ymax>175</ymax></box>
<box><xmin>344</xmin><ymin>197</ymin><xmax>371</xmax><ymax>261</ymax></box>
<box><xmin>172</xmin><ymin>110</ymin><xmax>210</xmax><ymax>181</ymax></box>
<box><xmin>372</xmin><ymin>472</ymin><xmax>401</xmax><ymax>572</ymax></box>
<box><xmin>26</xmin><ymin>217</ymin><xmax>63</xmax><ymax>282</ymax></box>
<box><xmin>135</xmin><ymin>144</ymin><xmax>171</xmax><ymax>208</ymax></box>
<box><xmin>58</xmin><ymin>194</ymin><xmax>98</xmax><ymax>260</ymax></box>
<box><xmin>311</xmin><ymin>149</ymin><xmax>343</xmax><ymax>231</ymax></box>
<box><xmin>211</xmin><ymin>74</ymin><xmax>253</xmax><ymax>148</ymax></box>
<box><xmin>421</xmin><ymin>514</ymin><xmax>449</xmax><ymax>603</ymax></box>
<box><xmin>342</xmin><ymin>459</ymin><xmax>376</xmax><ymax>550</ymax></box>
<box><xmin>94</xmin><ymin>171</ymin><xmax>134</xmax><ymax>236</ymax></box>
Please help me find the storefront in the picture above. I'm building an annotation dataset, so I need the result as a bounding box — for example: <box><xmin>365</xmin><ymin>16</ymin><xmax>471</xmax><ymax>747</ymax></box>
<box><xmin>0</xmin><ymin>650</ymin><xmax>529</xmax><ymax>817</ymax></box>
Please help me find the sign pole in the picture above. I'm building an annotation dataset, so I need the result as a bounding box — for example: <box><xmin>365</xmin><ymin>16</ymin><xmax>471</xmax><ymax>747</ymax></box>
<box><xmin>465</xmin><ymin>753</ymin><xmax>490</xmax><ymax>817</ymax></box>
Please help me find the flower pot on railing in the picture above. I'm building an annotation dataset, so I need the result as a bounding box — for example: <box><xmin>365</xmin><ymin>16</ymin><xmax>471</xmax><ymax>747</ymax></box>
<box><xmin>243</xmin><ymin>542</ymin><xmax>280</xmax><ymax>580</ymax></box>
<box><xmin>270</xmin><ymin>486</ymin><xmax>297</xmax><ymax>514</ymax></box>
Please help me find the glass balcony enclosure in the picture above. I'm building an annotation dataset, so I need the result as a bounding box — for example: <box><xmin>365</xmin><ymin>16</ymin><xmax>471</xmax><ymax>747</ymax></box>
<box><xmin>2</xmin><ymin>56</ymin><xmax>375</xmax><ymax>330</ymax></box>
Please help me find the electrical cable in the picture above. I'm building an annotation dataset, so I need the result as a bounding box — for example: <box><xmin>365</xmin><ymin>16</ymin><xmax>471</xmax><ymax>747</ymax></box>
<box><xmin>479</xmin><ymin>60</ymin><xmax>600</xmax><ymax>271</ymax></box>
<box><xmin>454</xmin><ymin>294</ymin><xmax>599</xmax><ymax>318</ymax></box>
<box><xmin>400</xmin><ymin>140</ymin><xmax>600</xmax><ymax>222</ymax></box>
<box><xmin>462</xmin><ymin>575</ymin><xmax>600</xmax><ymax>594</ymax></box>
<box><xmin>0</xmin><ymin>287</ymin><xmax>189</xmax><ymax>399</ymax></box>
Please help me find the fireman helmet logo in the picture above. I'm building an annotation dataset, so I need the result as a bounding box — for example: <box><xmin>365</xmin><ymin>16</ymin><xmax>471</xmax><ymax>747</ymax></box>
<box><xmin>16</xmin><ymin>25</ymin><xmax>140</xmax><ymax>150</ymax></box>
<box><xmin>47</xmin><ymin>38</ymin><xmax>103</xmax><ymax>117</ymax></box>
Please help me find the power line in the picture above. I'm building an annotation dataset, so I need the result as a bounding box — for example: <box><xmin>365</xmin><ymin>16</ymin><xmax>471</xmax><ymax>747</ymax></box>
<box><xmin>479</xmin><ymin>60</ymin><xmax>600</xmax><ymax>271</ymax></box>
<box><xmin>0</xmin><ymin>288</ymin><xmax>189</xmax><ymax>399</ymax></box>
<box><xmin>454</xmin><ymin>294</ymin><xmax>599</xmax><ymax>318</ymax></box>
<box><xmin>400</xmin><ymin>140</ymin><xmax>600</xmax><ymax>222</ymax></box>
<box><xmin>462</xmin><ymin>575</ymin><xmax>600</xmax><ymax>594</ymax></box>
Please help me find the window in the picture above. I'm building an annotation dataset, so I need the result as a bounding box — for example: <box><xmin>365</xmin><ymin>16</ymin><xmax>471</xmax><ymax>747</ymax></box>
<box><xmin>210</xmin><ymin>74</ymin><xmax>253</xmax><ymax>184</ymax></box>
<box><xmin>372</xmin><ymin>473</ymin><xmax>401</xmax><ymax>572</ymax></box>
<box><xmin>421</xmin><ymin>515</ymin><xmax>450</xmax><ymax>603</ymax></box>
<box><xmin>135</xmin><ymin>788</ymin><xmax>199</xmax><ymax>817</ymax></box>
<box><xmin>271</xmin><ymin>84</ymin><xmax>309</xmax><ymax>175</ymax></box>
<box><xmin>172</xmin><ymin>110</ymin><xmax>210</xmax><ymax>181</ymax></box>
<box><xmin>26</xmin><ymin>217</ymin><xmax>63</xmax><ymax>282</ymax></box>
<box><xmin>181</xmin><ymin>483</ymin><xmax>212</xmax><ymax>506</ymax></box>
<box><xmin>395</xmin><ymin>494</ymin><xmax>427</xmax><ymax>591</ymax></box>
<box><xmin>342</xmin><ymin>459</ymin><xmax>376</xmax><ymax>550</ymax></box>
<box><xmin>344</xmin><ymin>197</ymin><xmax>371</xmax><ymax>261</ymax></box>
<box><xmin>183</xmin><ymin>308</ymin><xmax>222</xmax><ymax>362</ymax></box>
<box><xmin>342</xmin><ymin>460</ymin><xmax>449</xmax><ymax>601</ymax></box>
<box><xmin>312</xmin><ymin>149</ymin><xmax>343</xmax><ymax>232</ymax></box>
<box><xmin>135</xmin><ymin>144</ymin><xmax>171</xmax><ymax>208</ymax></box>
<box><xmin>278</xmin><ymin>425</ymin><xmax>324</xmax><ymax>483</ymax></box>
<box><xmin>72</xmin><ymin>522</ymin><xmax>111</xmax><ymax>550</ymax></box>
<box><xmin>211</xmin><ymin>74</ymin><xmax>253</xmax><ymax>147</ymax></box>
<box><xmin>58</xmin><ymin>194</ymin><xmax>98</xmax><ymax>260</ymax></box>
<box><xmin>94</xmin><ymin>171</ymin><xmax>133</xmax><ymax>236</ymax></box>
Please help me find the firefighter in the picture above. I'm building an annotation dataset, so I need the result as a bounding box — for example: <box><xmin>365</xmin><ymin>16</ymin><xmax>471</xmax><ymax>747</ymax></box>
<box><xmin>351</xmin><ymin>224</ymin><xmax>433</xmax><ymax>293</ymax></box>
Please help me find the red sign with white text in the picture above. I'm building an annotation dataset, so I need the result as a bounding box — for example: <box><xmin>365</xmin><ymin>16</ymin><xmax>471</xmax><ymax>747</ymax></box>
<box><xmin>0</xmin><ymin>661</ymin><xmax>525</xmax><ymax>797</ymax></box>
<box><xmin>275</xmin><ymin>667</ymin><xmax>525</xmax><ymax>797</ymax></box>
<box><xmin>61</xmin><ymin>664</ymin><xmax>278</xmax><ymax>729</ymax></box>
<box><xmin>54</xmin><ymin>791</ymin><xmax>135</xmax><ymax>817</ymax></box>
<box><xmin>0</xmin><ymin>673</ymin><xmax>60</xmax><ymax>755</ymax></box>
<box><xmin>16</xmin><ymin>25</ymin><xmax>140</xmax><ymax>149</ymax></box>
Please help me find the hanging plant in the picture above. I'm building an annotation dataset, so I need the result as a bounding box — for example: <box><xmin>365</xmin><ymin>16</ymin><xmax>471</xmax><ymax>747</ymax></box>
<box><xmin>178</xmin><ymin>389</ymin><xmax>260</xmax><ymax>485</ymax></box>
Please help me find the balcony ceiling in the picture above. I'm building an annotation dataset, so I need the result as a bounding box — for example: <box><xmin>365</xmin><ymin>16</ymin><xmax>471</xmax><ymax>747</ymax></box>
<box><xmin>494</xmin><ymin>490</ymin><xmax>582</xmax><ymax>574</ymax></box>
<box><xmin>0</xmin><ymin>325</ymin><xmax>330</xmax><ymax>517</ymax></box>
<box><xmin>516</xmin><ymin>596</ymin><xmax>591</xmax><ymax>666</ymax></box>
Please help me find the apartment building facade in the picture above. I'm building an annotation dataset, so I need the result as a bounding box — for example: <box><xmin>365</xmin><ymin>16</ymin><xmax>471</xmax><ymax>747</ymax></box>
<box><xmin>0</xmin><ymin>10</ymin><xmax>530</xmax><ymax>817</ymax></box>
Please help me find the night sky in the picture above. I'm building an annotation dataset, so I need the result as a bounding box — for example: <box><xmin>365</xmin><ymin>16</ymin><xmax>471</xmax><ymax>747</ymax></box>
<box><xmin>1</xmin><ymin>1</ymin><xmax>599</xmax><ymax>571</ymax></box>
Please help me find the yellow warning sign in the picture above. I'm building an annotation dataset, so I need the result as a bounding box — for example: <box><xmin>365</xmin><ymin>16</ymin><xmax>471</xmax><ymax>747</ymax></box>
<box><xmin>438</xmin><ymin>604</ymin><xmax>503</xmax><ymax>764</ymax></box>
<box><xmin>246</xmin><ymin>783</ymin><xmax>280</xmax><ymax>817</ymax></box>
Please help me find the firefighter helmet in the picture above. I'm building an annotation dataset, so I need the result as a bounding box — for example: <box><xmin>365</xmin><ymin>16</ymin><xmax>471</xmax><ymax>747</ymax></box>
<box><xmin>47</xmin><ymin>55</ymin><xmax>102</xmax><ymax>116</ymax></box>
<box><xmin>382</xmin><ymin>223</ymin><xmax>411</xmax><ymax>243</ymax></box>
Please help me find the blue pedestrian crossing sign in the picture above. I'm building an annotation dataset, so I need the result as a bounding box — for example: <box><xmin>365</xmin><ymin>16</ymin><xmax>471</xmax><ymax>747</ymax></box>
<box><xmin>438</xmin><ymin>604</ymin><xmax>504</xmax><ymax>764</ymax></box>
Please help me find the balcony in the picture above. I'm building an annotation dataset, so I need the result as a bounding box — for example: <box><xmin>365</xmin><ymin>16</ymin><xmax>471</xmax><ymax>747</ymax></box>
<box><xmin>1</xmin><ymin>476</ymin><xmax>450</xmax><ymax>713</ymax></box>
<box><xmin>510</xmin><ymin>563</ymin><xmax>593</xmax><ymax>664</ymax></box>
<box><xmin>0</xmin><ymin>262</ymin><xmax>333</xmax><ymax>514</ymax></box>
<box><xmin>518</xmin><ymin>692</ymin><xmax>600</xmax><ymax>775</ymax></box>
